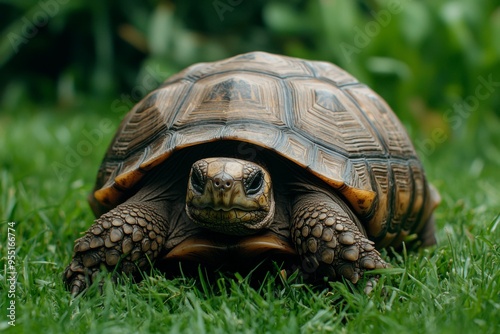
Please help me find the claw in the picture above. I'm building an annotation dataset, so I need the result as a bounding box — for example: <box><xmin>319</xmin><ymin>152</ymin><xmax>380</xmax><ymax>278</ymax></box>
<box><xmin>69</xmin><ymin>273</ymin><xmax>86</xmax><ymax>297</ymax></box>
<box><xmin>363</xmin><ymin>277</ymin><xmax>378</xmax><ymax>295</ymax></box>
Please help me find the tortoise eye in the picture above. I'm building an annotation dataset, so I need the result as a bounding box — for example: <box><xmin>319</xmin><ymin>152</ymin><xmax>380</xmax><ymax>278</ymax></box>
<box><xmin>190</xmin><ymin>168</ymin><xmax>205</xmax><ymax>194</ymax></box>
<box><xmin>245</xmin><ymin>171</ymin><xmax>264</xmax><ymax>196</ymax></box>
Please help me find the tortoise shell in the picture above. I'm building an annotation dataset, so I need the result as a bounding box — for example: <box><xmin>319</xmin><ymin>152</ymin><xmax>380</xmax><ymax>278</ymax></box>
<box><xmin>90</xmin><ymin>51</ymin><xmax>439</xmax><ymax>247</ymax></box>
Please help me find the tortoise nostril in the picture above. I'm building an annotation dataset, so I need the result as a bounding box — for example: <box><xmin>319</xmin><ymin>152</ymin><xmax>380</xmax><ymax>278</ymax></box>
<box><xmin>213</xmin><ymin>175</ymin><xmax>233</xmax><ymax>191</ymax></box>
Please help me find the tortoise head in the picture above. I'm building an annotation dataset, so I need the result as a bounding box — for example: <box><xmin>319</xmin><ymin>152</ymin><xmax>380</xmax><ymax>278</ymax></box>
<box><xmin>185</xmin><ymin>157</ymin><xmax>275</xmax><ymax>235</ymax></box>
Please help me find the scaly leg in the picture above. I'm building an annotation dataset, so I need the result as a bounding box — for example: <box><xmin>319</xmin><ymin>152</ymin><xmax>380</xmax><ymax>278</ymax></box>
<box><xmin>63</xmin><ymin>202</ymin><xmax>168</xmax><ymax>295</ymax></box>
<box><xmin>291</xmin><ymin>192</ymin><xmax>388</xmax><ymax>289</ymax></box>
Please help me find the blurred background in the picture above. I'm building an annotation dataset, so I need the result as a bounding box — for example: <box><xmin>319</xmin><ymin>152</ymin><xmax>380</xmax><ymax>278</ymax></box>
<box><xmin>1</xmin><ymin>0</ymin><xmax>499</xmax><ymax>182</ymax></box>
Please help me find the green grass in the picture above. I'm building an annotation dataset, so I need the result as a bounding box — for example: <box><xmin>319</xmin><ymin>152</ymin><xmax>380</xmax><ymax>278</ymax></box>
<box><xmin>1</xmin><ymin>108</ymin><xmax>499</xmax><ymax>334</ymax></box>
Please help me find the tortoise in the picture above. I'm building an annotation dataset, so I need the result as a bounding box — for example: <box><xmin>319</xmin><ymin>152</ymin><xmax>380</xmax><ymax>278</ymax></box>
<box><xmin>63</xmin><ymin>51</ymin><xmax>440</xmax><ymax>295</ymax></box>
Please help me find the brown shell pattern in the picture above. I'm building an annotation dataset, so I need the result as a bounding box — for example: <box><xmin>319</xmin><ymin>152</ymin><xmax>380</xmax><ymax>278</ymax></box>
<box><xmin>91</xmin><ymin>52</ymin><xmax>439</xmax><ymax>244</ymax></box>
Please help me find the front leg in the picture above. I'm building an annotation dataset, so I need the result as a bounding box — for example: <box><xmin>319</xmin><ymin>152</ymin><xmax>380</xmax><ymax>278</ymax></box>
<box><xmin>291</xmin><ymin>192</ymin><xmax>388</xmax><ymax>287</ymax></box>
<box><xmin>63</xmin><ymin>202</ymin><xmax>168</xmax><ymax>295</ymax></box>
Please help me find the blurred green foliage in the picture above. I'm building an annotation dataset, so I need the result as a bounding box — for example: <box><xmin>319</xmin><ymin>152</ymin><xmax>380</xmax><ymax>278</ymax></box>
<box><xmin>1</xmin><ymin>0</ymin><xmax>499</xmax><ymax>134</ymax></box>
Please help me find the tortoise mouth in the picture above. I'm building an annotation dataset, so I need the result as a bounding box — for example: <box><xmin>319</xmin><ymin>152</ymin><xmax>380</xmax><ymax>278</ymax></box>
<box><xmin>186</xmin><ymin>203</ymin><xmax>275</xmax><ymax>235</ymax></box>
<box><xmin>162</xmin><ymin>232</ymin><xmax>297</xmax><ymax>267</ymax></box>
<box><xmin>189</xmin><ymin>205</ymin><xmax>267</xmax><ymax>216</ymax></box>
